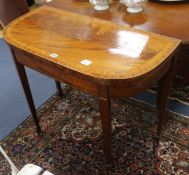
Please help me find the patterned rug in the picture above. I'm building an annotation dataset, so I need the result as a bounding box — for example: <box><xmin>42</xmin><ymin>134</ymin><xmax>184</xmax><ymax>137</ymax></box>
<box><xmin>0</xmin><ymin>86</ymin><xmax>189</xmax><ymax>175</ymax></box>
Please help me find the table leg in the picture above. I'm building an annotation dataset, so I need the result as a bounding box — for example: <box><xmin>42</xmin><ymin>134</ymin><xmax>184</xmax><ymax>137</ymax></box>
<box><xmin>55</xmin><ymin>80</ymin><xmax>63</xmax><ymax>97</ymax></box>
<box><xmin>98</xmin><ymin>86</ymin><xmax>112</xmax><ymax>160</ymax></box>
<box><xmin>157</xmin><ymin>57</ymin><xmax>177</xmax><ymax>136</ymax></box>
<box><xmin>11</xmin><ymin>50</ymin><xmax>41</xmax><ymax>134</ymax></box>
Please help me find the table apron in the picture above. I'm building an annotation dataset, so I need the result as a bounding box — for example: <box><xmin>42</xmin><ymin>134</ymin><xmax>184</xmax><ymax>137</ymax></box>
<box><xmin>109</xmin><ymin>60</ymin><xmax>172</xmax><ymax>98</ymax></box>
<box><xmin>12</xmin><ymin>47</ymin><xmax>172</xmax><ymax>98</ymax></box>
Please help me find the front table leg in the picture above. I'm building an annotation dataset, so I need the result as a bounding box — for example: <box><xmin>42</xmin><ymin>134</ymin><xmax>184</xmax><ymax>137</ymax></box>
<box><xmin>11</xmin><ymin>50</ymin><xmax>41</xmax><ymax>134</ymax></box>
<box><xmin>157</xmin><ymin>57</ymin><xmax>177</xmax><ymax>136</ymax></box>
<box><xmin>98</xmin><ymin>86</ymin><xmax>112</xmax><ymax>160</ymax></box>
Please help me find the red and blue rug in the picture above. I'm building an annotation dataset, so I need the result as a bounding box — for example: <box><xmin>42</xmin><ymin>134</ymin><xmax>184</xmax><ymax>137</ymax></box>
<box><xmin>0</xmin><ymin>86</ymin><xmax>189</xmax><ymax>175</ymax></box>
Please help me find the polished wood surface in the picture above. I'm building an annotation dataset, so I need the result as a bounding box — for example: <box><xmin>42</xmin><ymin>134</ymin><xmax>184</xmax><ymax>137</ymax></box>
<box><xmin>4</xmin><ymin>6</ymin><xmax>180</xmax><ymax>84</ymax></box>
<box><xmin>44</xmin><ymin>0</ymin><xmax>189</xmax><ymax>87</ymax></box>
<box><xmin>3</xmin><ymin>6</ymin><xmax>181</xmax><ymax>159</ymax></box>
<box><xmin>44</xmin><ymin>0</ymin><xmax>189</xmax><ymax>42</ymax></box>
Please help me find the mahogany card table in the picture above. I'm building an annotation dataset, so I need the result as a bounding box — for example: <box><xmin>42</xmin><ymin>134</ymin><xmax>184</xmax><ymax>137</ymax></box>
<box><xmin>3</xmin><ymin>6</ymin><xmax>180</xmax><ymax>159</ymax></box>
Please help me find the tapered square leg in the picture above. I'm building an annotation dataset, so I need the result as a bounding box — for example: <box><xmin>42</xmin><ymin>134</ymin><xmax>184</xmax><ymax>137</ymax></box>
<box><xmin>98</xmin><ymin>86</ymin><xmax>112</xmax><ymax>160</ymax></box>
<box><xmin>157</xmin><ymin>57</ymin><xmax>177</xmax><ymax>136</ymax></box>
<box><xmin>11</xmin><ymin>49</ymin><xmax>41</xmax><ymax>134</ymax></box>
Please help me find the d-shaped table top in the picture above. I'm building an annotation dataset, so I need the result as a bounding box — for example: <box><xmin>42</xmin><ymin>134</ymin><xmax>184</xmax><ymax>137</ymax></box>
<box><xmin>3</xmin><ymin>6</ymin><xmax>180</xmax><ymax>83</ymax></box>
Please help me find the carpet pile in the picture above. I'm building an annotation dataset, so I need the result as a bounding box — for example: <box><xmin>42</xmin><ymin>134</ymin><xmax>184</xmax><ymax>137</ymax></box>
<box><xmin>0</xmin><ymin>86</ymin><xmax>189</xmax><ymax>175</ymax></box>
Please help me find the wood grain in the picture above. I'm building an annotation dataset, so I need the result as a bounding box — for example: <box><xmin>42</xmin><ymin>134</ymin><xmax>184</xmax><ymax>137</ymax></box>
<box><xmin>3</xmin><ymin>6</ymin><xmax>180</xmax><ymax>84</ymax></box>
<box><xmin>44</xmin><ymin>0</ymin><xmax>189</xmax><ymax>88</ymax></box>
<box><xmin>44</xmin><ymin>0</ymin><xmax>189</xmax><ymax>42</ymax></box>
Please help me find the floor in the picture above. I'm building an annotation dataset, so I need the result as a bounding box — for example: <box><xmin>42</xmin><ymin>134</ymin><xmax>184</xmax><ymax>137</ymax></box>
<box><xmin>1</xmin><ymin>87</ymin><xmax>189</xmax><ymax>175</ymax></box>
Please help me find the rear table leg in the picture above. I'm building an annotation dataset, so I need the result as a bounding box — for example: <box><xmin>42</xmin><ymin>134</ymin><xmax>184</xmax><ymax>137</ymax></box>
<box><xmin>55</xmin><ymin>80</ymin><xmax>63</xmax><ymax>97</ymax></box>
